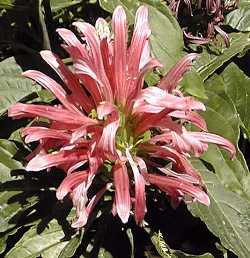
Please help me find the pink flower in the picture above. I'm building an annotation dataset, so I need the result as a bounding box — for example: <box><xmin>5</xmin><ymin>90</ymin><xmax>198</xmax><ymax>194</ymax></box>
<box><xmin>8</xmin><ymin>5</ymin><xmax>235</xmax><ymax>227</ymax></box>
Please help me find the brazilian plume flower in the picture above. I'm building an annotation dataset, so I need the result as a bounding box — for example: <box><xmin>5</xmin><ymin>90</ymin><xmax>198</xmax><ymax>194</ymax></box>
<box><xmin>8</xmin><ymin>5</ymin><xmax>235</xmax><ymax>227</ymax></box>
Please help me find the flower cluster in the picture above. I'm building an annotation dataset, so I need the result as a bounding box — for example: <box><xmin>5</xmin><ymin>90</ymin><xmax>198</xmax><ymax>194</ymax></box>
<box><xmin>169</xmin><ymin>0</ymin><xmax>236</xmax><ymax>46</ymax></box>
<box><xmin>9</xmin><ymin>5</ymin><xmax>235</xmax><ymax>227</ymax></box>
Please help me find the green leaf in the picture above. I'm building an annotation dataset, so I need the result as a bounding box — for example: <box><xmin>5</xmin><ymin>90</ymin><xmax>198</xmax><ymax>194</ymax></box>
<box><xmin>99</xmin><ymin>0</ymin><xmax>184</xmax><ymax>72</ymax></box>
<box><xmin>0</xmin><ymin>227</ymin><xmax>18</xmax><ymax>254</ymax></box>
<box><xmin>50</xmin><ymin>0</ymin><xmax>82</xmax><ymax>12</ymax></box>
<box><xmin>0</xmin><ymin>139</ymin><xmax>23</xmax><ymax>183</ymax></box>
<box><xmin>99</xmin><ymin>0</ymin><xmax>139</xmax><ymax>24</ymax></box>
<box><xmin>0</xmin><ymin>0</ymin><xmax>14</xmax><ymax>9</ymax></box>
<box><xmin>0</xmin><ymin>57</ymin><xmax>40</xmax><ymax>115</ymax></box>
<box><xmin>200</xmin><ymin>81</ymin><xmax>250</xmax><ymax>197</ymax></box>
<box><xmin>143</xmin><ymin>0</ymin><xmax>183</xmax><ymax>72</ymax></box>
<box><xmin>225</xmin><ymin>5</ymin><xmax>250</xmax><ymax>32</ymax></box>
<box><xmin>58</xmin><ymin>231</ymin><xmax>83</xmax><ymax>258</ymax></box>
<box><xmin>189</xmin><ymin>159</ymin><xmax>250</xmax><ymax>258</ymax></box>
<box><xmin>97</xmin><ymin>248</ymin><xmax>113</xmax><ymax>258</ymax></box>
<box><xmin>5</xmin><ymin>214</ymin><xmax>79</xmax><ymax>258</ymax></box>
<box><xmin>220</xmin><ymin>62</ymin><xmax>250</xmax><ymax>138</ymax></box>
<box><xmin>194</xmin><ymin>33</ymin><xmax>250</xmax><ymax>80</ymax></box>
<box><xmin>180</xmin><ymin>69</ymin><xmax>207</xmax><ymax>99</ymax></box>
<box><xmin>0</xmin><ymin>190</ymin><xmax>38</xmax><ymax>233</ymax></box>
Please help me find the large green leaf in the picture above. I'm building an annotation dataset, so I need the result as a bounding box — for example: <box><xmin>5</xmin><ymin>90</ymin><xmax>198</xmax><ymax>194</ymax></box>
<box><xmin>194</xmin><ymin>33</ymin><xmax>250</xmax><ymax>80</ymax></box>
<box><xmin>0</xmin><ymin>57</ymin><xmax>40</xmax><ymax>115</ymax></box>
<box><xmin>200</xmin><ymin>79</ymin><xmax>249</xmax><ymax>197</ymax></box>
<box><xmin>189</xmin><ymin>159</ymin><xmax>250</xmax><ymax>258</ymax></box>
<box><xmin>220</xmin><ymin>62</ymin><xmax>250</xmax><ymax>138</ymax></box>
<box><xmin>225</xmin><ymin>5</ymin><xmax>250</xmax><ymax>32</ymax></box>
<box><xmin>143</xmin><ymin>0</ymin><xmax>183</xmax><ymax>72</ymax></box>
<box><xmin>5</xmin><ymin>213</ymin><xmax>80</xmax><ymax>258</ymax></box>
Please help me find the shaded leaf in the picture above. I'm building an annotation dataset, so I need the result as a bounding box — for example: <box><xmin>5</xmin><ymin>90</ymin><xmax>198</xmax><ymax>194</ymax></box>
<box><xmin>145</xmin><ymin>228</ymin><xmax>214</xmax><ymax>258</ymax></box>
<box><xmin>0</xmin><ymin>139</ymin><xmax>23</xmax><ymax>183</ymax></box>
<box><xmin>0</xmin><ymin>190</ymin><xmax>38</xmax><ymax>233</ymax></box>
<box><xmin>5</xmin><ymin>213</ymin><xmax>79</xmax><ymax>258</ymax></box>
<box><xmin>50</xmin><ymin>0</ymin><xmax>82</xmax><ymax>12</ymax></box>
<box><xmin>0</xmin><ymin>57</ymin><xmax>40</xmax><ymax>115</ymax></box>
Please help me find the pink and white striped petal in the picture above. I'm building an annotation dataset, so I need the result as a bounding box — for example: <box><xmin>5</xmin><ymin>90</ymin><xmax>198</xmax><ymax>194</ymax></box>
<box><xmin>113</xmin><ymin>161</ymin><xmax>131</xmax><ymax>223</ymax></box>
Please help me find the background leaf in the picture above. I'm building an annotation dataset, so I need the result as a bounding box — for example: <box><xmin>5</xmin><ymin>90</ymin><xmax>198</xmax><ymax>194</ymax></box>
<box><xmin>0</xmin><ymin>57</ymin><xmax>40</xmax><ymax>115</ymax></box>
<box><xmin>194</xmin><ymin>33</ymin><xmax>250</xmax><ymax>80</ymax></box>
<box><xmin>226</xmin><ymin>5</ymin><xmax>250</xmax><ymax>32</ymax></box>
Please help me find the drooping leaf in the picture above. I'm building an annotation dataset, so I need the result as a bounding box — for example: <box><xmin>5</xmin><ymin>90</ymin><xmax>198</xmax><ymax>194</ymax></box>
<box><xmin>194</xmin><ymin>33</ymin><xmax>250</xmax><ymax>80</ymax></box>
<box><xmin>0</xmin><ymin>57</ymin><xmax>40</xmax><ymax>115</ymax></box>
<box><xmin>189</xmin><ymin>159</ymin><xmax>250</xmax><ymax>258</ymax></box>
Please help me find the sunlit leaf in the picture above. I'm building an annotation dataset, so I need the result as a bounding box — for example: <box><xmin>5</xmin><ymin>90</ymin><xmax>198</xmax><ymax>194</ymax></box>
<box><xmin>226</xmin><ymin>5</ymin><xmax>250</xmax><ymax>32</ymax></box>
<box><xmin>194</xmin><ymin>33</ymin><xmax>250</xmax><ymax>80</ymax></box>
<box><xmin>189</xmin><ymin>159</ymin><xmax>250</xmax><ymax>258</ymax></box>
<box><xmin>221</xmin><ymin>62</ymin><xmax>250</xmax><ymax>138</ymax></box>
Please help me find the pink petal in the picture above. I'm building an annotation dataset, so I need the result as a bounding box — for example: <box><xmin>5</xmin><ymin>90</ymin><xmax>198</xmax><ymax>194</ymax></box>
<box><xmin>169</xmin><ymin>110</ymin><xmax>207</xmax><ymax>130</ymax></box>
<box><xmin>96</xmin><ymin>102</ymin><xmax>120</xmax><ymax>160</ymax></box>
<box><xmin>186</xmin><ymin>132</ymin><xmax>236</xmax><ymax>158</ymax></box>
<box><xmin>140</xmin><ymin>144</ymin><xmax>201</xmax><ymax>180</ymax></box>
<box><xmin>71</xmin><ymin>183</ymin><xmax>111</xmax><ymax>228</ymax></box>
<box><xmin>56</xmin><ymin>171</ymin><xmax>88</xmax><ymax>200</ymax></box>
<box><xmin>26</xmin><ymin>150</ymin><xmax>88</xmax><ymax>171</ymax></box>
<box><xmin>143</xmin><ymin>173</ymin><xmax>210</xmax><ymax>206</ymax></box>
<box><xmin>112</xmin><ymin>6</ymin><xmax>127</xmax><ymax>105</ymax></box>
<box><xmin>127</xmin><ymin>6</ymin><xmax>151</xmax><ymax>97</ymax></box>
<box><xmin>113</xmin><ymin>161</ymin><xmax>131</xmax><ymax>223</ymax></box>
<box><xmin>73</xmin><ymin>22</ymin><xmax>113</xmax><ymax>102</ymax></box>
<box><xmin>23</xmin><ymin>70</ymin><xmax>80</xmax><ymax>114</ymax></box>
<box><xmin>8</xmin><ymin>103</ymin><xmax>98</xmax><ymax>126</ymax></box>
<box><xmin>56</xmin><ymin>28</ymin><xmax>89</xmax><ymax>60</ymax></box>
<box><xmin>22</xmin><ymin>127</ymin><xmax>70</xmax><ymax>143</ymax></box>
<box><xmin>126</xmin><ymin>149</ymin><xmax>146</xmax><ymax>224</ymax></box>
<box><xmin>133</xmin><ymin>87</ymin><xmax>206</xmax><ymax>114</ymax></box>
<box><xmin>158</xmin><ymin>54</ymin><xmax>198</xmax><ymax>92</ymax></box>
<box><xmin>40</xmin><ymin>50</ymin><xmax>94</xmax><ymax>113</ymax></box>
